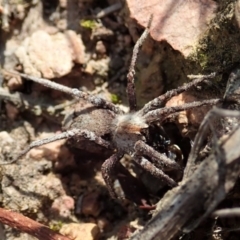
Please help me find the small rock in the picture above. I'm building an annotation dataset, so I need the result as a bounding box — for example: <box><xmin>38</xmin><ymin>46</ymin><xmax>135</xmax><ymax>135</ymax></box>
<box><xmin>85</xmin><ymin>58</ymin><xmax>110</xmax><ymax>77</ymax></box>
<box><xmin>7</xmin><ymin>76</ymin><xmax>23</xmax><ymax>91</ymax></box>
<box><xmin>60</xmin><ymin>223</ymin><xmax>100</xmax><ymax>240</ymax></box>
<box><xmin>28</xmin><ymin>132</ymin><xmax>68</xmax><ymax>161</ymax></box>
<box><xmin>123</xmin><ymin>34</ymin><xmax>132</xmax><ymax>47</ymax></box>
<box><xmin>51</xmin><ymin>195</ymin><xmax>75</xmax><ymax>218</ymax></box>
<box><xmin>57</xmin><ymin>19</ymin><xmax>68</xmax><ymax>31</ymax></box>
<box><xmin>117</xmin><ymin>225</ymin><xmax>137</xmax><ymax>240</ymax></box>
<box><xmin>59</xmin><ymin>0</ymin><xmax>67</xmax><ymax>8</ymax></box>
<box><xmin>65</xmin><ymin>30</ymin><xmax>86</xmax><ymax>64</ymax></box>
<box><xmin>80</xmin><ymin>192</ymin><xmax>102</xmax><ymax>217</ymax></box>
<box><xmin>166</xmin><ymin>92</ymin><xmax>212</xmax><ymax>135</ymax></box>
<box><xmin>15</xmin><ymin>30</ymin><xmax>74</xmax><ymax>78</ymax></box>
<box><xmin>97</xmin><ymin>217</ymin><xmax>111</xmax><ymax>232</ymax></box>
<box><xmin>95</xmin><ymin>41</ymin><xmax>106</xmax><ymax>55</ymax></box>
<box><xmin>5</xmin><ymin>102</ymin><xmax>19</xmax><ymax>120</ymax></box>
<box><xmin>0</xmin><ymin>131</ymin><xmax>15</xmax><ymax>160</ymax></box>
<box><xmin>0</xmin><ymin>131</ymin><xmax>14</xmax><ymax>144</ymax></box>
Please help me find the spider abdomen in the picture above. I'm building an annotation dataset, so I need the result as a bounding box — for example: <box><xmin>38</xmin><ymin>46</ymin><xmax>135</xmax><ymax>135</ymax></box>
<box><xmin>63</xmin><ymin>101</ymin><xmax>115</xmax><ymax>155</ymax></box>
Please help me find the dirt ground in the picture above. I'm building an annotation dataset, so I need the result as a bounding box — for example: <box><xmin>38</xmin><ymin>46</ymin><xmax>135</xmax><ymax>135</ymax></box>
<box><xmin>1</xmin><ymin>1</ymin><xmax>240</xmax><ymax>240</ymax></box>
<box><xmin>0</xmin><ymin>1</ymin><xmax>164</xmax><ymax>239</ymax></box>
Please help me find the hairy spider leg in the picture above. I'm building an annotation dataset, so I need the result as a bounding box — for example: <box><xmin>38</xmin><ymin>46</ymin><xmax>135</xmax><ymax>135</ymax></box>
<box><xmin>0</xmin><ymin>129</ymin><xmax>110</xmax><ymax>165</ymax></box>
<box><xmin>134</xmin><ymin>140</ymin><xmax>180</xmax><ymax>170</ymax></box>
<box><xmin>126</xmin><ymin>15</ymin><xmax>153</xmax><ymax>112</ymax></box>
<box><xmin>101</xmin><ymin>153</ymin><xmax>154</xmax><ymax>206</ymax></box>
<box><xmin>101</xmin><ymin>153</ymin><xmax>123</xmax><ymax>199</ymax></box>
<box><xmin>140</xmin><ymin>72</ymin><xmax>217</xmax><ymax>115</ymax></box>
<box><xmin>143</xmin><ymin>98</ymin><xmax>221</xmax><ymax>123</ymax></box>
<box><xmin>5</xmin><ymin>71</ymin><xmax>120</xmax><ymax>114</ymax></box>
<box><xmin>132</xmin><ymin>141</ymin><xmax>177</xmax><ymax>187</ymax></box>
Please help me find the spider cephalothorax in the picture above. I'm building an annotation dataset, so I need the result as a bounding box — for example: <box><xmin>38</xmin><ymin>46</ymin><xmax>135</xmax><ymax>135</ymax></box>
<box><xmin>2</xmin><ymin>19</ymin><xmax>221</xmax><ymax>202</ymax></box>
<box><xmin>111</xmin><ymin>112</ymin><xmax>148</xmax><ymax>152</ymax></box>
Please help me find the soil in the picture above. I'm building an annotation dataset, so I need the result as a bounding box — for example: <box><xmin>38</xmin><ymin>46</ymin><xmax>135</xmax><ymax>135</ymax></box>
<box><xmin>0</xmin><ymin>1</ymin><xmax>240</xmax><ymax>240</ymax></box>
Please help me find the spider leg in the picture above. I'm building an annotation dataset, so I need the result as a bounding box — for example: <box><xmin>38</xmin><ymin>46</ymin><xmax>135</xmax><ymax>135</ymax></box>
<box><xmin>132</xmin><ymin>141</ymin><xmax>178</xmax><ymax>187</ymax></box>
<box><xmin>4</xmin><ymin>70</ymin><xmax>120</xmax><ymax>114</ymax></box>
<box><xmin>101</xmin><ymin>153</ymin><xmax>123</xmax><ymax>199</ymax></box>
<box><xmin>140</xmin><ymin>72</ymin><xmax>217</xmax><ymax>115</ymax></box>
<box><xmin>127</xmin><ymin>15</ymin><xmax>153</xmax><ymax>112</ymax></box>
<box><xmin>0</xmin><ymin>129</ymin><xmax>110</xmax><ymax>165</ymax></box>
<box><xmin>134</xmin><ymin>140</ymin><xmax>180</xmax><ymax>170</ymax></box>
<box><xmin>114</xmin><ymin>162</ymin><xmax>153</xmax><ymax>207</ymax></box>
<box><xmin>144</xmin><ymin>98</ymin><xmax>220</xmax><ymax>123</ymax></box>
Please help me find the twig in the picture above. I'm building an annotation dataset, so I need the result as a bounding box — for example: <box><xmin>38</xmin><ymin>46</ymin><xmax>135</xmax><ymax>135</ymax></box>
<box><xmin>212</xmin><ymin>208</ymin><xmax>240</xmax><ymax>218</ymax></box>
<box><xmin>95</xmin><ymin>2</ymin><xmax>122</xmax><ymax>18</ymax></box>
<box><xmin>0</xmin><ymin>207</ymin><xmax>71</xmax><ymax>240</ymax></box>
<box><xmin>130</xmin><ymin>105</ymin><xmax>240</xmax><ymax>239</ymax></box>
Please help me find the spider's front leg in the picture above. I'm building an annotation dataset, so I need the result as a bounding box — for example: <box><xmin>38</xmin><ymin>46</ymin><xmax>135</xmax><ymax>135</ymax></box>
<box><xmin>132</xmin><ymin>140</ymin><xmax>180</xmax><ymax>187</ymax></box>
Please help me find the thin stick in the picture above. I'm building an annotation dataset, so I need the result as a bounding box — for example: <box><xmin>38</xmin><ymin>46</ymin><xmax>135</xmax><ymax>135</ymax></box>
<box><xmin>0</xmin><ymin>207</ymin><xmax>70</xmax><ymax>240</ymax></box>
<box><xmin>95</xmin><ymin>2</ymin><xmax>122</xmax><ymax>18</ymax></box>
<box><xmin>212</xmin><ymin>208</ymin><xmax>240</xmax><ymax>218</ymax></box>
<box><xmin>184</xmin><ymin>107</ymin><xmax>240</xmax><ymax>178</ymax></box>
<box><xmin>130</xmin><ymin>125</ymin><xmax>240</xmax><ymax>240</ymax></box>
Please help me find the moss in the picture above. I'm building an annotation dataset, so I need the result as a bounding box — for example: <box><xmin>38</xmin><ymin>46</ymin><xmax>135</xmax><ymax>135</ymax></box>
<box><xmin>188</xmin><ymin>1</ymin><xmax>240</xmax><ymax>74</ymax></box>
<box><xmin>80</xmin><ymin>19</ymin><xmax>97</xmax><ymax>29</ymax></box>
<box><xmin>49</xmin><ymin>221</ymin><xmax>63</xmax><ymax>232</ymax></box>
<box><xmin>111</xmin><ymin>94</ymin><xmax>121</xmax><ymax>104</ymax></box>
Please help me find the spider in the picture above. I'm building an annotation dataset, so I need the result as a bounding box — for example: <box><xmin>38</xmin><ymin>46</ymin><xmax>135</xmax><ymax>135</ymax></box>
<box><xmin>1</xmin><ymin>19</ymin><xmax>221</xmax><ymax>201</ymax></box>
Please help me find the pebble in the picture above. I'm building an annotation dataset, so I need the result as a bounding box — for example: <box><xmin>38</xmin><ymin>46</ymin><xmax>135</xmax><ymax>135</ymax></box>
<box><xmin>97</xmin><ymin>217</ymin><xmax>110</xmax><ymax>232</ymax></box>
<box><xmin>80</xmin><ymin>192</ymin><xmax>102</xmax><ymax>217</ymax></box>
<box><xmin>15</xmin><ymin>30</ymin><xmax>86</xmax><ymax>79</ymax></box>
<box><xmin>5</xmin><ymin>102</ymin><xmax>19</xmax><ymax>120</ymax></box>
<box><xmin>60</xmin><ymin>223</ymin><xmax>100</xmax><ymax>240</ymax></box>
<box><xmin>51</xmin><ymin>195</ymin><xmax>75</xmax><ymax>218</ymax></box>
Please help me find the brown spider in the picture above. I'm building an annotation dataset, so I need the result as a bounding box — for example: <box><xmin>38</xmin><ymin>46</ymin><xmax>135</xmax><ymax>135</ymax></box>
<box><xmin>2</xmin><ymin>19</ymin><xmax>220</xmax><ymax>201</ymax></box>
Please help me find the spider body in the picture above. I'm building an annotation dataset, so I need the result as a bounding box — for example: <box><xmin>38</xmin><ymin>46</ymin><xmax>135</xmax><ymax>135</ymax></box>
<box><xmin>2</xmin><ymin>21</ymin><xmax>221</xmax><ymax>202</ymax></box>
<box><xmin>62</xmin><ymin>101</ymin><xmax>114</xmax><ymax>156</ymax></box>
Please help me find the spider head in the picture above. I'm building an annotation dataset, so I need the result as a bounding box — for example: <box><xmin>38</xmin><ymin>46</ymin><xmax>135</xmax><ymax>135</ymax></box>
<box><xmin>111</xmin><ymin>112</ymin><xmax>148</xmax><ymax>153</ymax></box>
